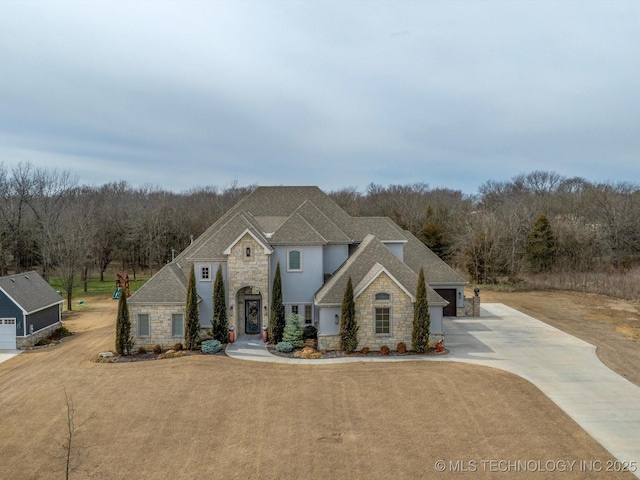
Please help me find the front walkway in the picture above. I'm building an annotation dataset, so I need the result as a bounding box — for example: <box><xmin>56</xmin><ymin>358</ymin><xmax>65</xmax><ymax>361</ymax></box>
<box><xmin>226</xmin><ymin>304</ymin><xmax>640</xmax><ymax>477</ymax></box>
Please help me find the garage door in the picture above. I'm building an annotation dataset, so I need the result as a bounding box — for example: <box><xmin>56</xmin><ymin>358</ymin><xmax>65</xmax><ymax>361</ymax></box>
<box><xmin>0</xmin><ymin>318</ymin><xmax>17</xmax><ymax>349</ymax></box>
<box><xmin>434</xmin><ymin>289</ymin><xmax>457</xmax><ymax>317</ymax></box>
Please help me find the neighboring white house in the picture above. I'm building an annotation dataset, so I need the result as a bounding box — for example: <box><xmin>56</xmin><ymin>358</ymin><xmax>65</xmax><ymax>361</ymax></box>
<box><xmin>128</xmin><ymin>186</ymin><xmax>468</xmax><ymax>350</ymax></box>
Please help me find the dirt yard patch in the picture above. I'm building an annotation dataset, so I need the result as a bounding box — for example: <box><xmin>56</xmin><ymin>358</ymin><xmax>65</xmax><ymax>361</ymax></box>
<box><xmin>0</xmin><ymin>295</ymin><xmax>635</xmax><ymax>479</ymax></box>
<box><xmin>478</xmin><ymin>289</ymin><xmax>640</xmax><ymax>387</ymax></box>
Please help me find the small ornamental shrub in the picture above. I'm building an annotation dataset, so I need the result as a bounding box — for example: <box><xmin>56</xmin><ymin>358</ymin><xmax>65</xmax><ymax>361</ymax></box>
<box><xmin>137</xmin><ymin>346</ymin><xmax>147</xmax><ymax>355</ymax></box>
<box><xmin>201</xmin><ymin>339</ymin><xmax>222</xmax><ymax>354</ymax></box>
<box><xmin>360</xmin><ymin>347</ymin><xmax>370</xmax><ymax>355</ymax></box>
<box><xmin>380</xmin><ymin>345</ymin><xmax>390</xmax><ymax>355</ymax></box>
<box><xmin>282</xmin><ymin>314</ymin><xmax>304</xmax><ymax>348</ymax></box>
<box><xmin>152</xmin><ymin>344</ymin><xmax>162</xmax><ymax>355</ymax></box>
<box><xmin>276</xmin><ymin>341</ymin><xmax>294</xmax><ymax>353</ymax></box>
<box><xmin>50</xmin><ymin>326</ymin><xmax>71</xmax><ymax>341</ymax></box>
<box><xmin>396</xmin><ymin>342</ymin><xmax>407</xmax><ymax>354</ymax></box>
<box><xmin>173</xmin><ymin>342</ymin><xmax>183</xmax><ymax>351</ymax></box>
<box><xmin>302</xmin><ymin>325</ymin><xmax>318</xmax><ymax>341</ymax></box>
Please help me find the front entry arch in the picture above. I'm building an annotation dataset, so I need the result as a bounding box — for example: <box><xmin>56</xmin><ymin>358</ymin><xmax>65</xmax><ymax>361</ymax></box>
<box><xmin>234</xmin><ymin>286</ymin><xmax>264</xmax><ymax>335</ymax></box>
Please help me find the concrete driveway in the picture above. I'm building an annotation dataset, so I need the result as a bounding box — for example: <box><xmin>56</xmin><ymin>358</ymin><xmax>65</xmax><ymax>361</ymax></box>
<box><xmin>0</xmin><ymin>350</ymin><xmax>21</xmax><ymax>365</ymax></box>
<box><xmin>439</xmin><ymin>303</ymin><xmax>640</xmax><ymax>478</ymax></box>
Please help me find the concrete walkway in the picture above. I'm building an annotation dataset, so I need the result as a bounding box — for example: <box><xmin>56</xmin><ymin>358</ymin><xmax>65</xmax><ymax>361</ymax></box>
<box><xmin>225</xmin><ymin>304</ymin><xmax>640</xmax><ymax>476</ymax></box>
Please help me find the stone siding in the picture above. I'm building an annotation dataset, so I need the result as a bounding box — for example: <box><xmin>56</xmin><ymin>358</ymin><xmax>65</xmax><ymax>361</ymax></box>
<box><xmin>464</xmin><ymin>296</ymin><xmax>481</xmax><ymax>317</ymax></box>
<box><xmin>130</xmin><ymin>304</ymin><xmax>186</xmax><ymax>348</ymax></box>
<box><xmin>16</xmin><ymin>321</ymin><xmax>62</xmax><ymax>349</ymax></box>
<box><xmin>227</xmin><ymin>233</ymin><xmax>270</xmax><ymax>334</ymax></box>
<box><xmin>354</xmin><ymin>272</ymin><xmax>414</xmax><ymax>350</ymax></box>
<box><xmin>318</xmin><ymin>335</ymin><xmax>340</xmax><ymax>351</ymax></box>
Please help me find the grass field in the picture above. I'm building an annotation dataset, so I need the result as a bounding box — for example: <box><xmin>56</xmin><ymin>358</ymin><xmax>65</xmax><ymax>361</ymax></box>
<box><xmin>48</xmin><ymin>274</ymin><xmax>150</xmax><ymax>301</ymax></box>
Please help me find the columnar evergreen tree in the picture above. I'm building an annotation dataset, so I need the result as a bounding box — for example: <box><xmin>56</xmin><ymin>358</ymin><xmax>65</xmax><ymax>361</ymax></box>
<box><xmin>115</xmin><ymin>289</ymin><xmax>132</xmax><ymax>355</ymax></box>
<box><xmin>526</xmin><ymin>214</ymin><xmax>556</xmax><ymax>273</ymax></box>
<box><xmin>339</xmin><ymin>276</ymin><xmax>358</xmax><ymax>352</ymax></box>
<box><xmin>184</xmin><ymin>264</ymin><xmax>200</xmax><ymax>350</ymax></box>
<box><xmin>269</xmin><ymin>262</ymin><xmax>285</xmax><ymax>343</ymax></box>
<box><xmin>412</xmin><ymin>267</ymin><xmax>430</xmax><ymax>353</ymax></box>
<box><xmin>212</xmin><ymin>265</ymin><xmax>229</xmax><ymax>342</ymax></box>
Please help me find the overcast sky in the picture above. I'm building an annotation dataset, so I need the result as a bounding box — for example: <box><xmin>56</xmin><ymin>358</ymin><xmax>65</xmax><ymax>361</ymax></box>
<box><xmin>1</xmin><ymin>1</ymin><xmax>639</xmax><ymax>194</ymax></box>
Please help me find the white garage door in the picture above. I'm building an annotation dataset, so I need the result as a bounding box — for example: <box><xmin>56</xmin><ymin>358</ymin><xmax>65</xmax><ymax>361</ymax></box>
<box><xmin>0</xmin><ymin>318</ymin><xmax>17</xmax><ymax>350</ymax></box>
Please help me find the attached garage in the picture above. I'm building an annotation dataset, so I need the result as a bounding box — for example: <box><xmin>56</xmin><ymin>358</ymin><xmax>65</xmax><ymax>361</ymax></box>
<box><xmin>0</xmin><ymin>318</ymin><xmax>16</xmax><ymax>349</ymax></box>
<box><xmin>0</xmin><ymin>272</ymin><xmax>63</xmax><ymax>350</ymax></box>
<box><xmin>434</xmin><ymin>288</ymin><xmax>457</xmax><ymax>316</ymax></box>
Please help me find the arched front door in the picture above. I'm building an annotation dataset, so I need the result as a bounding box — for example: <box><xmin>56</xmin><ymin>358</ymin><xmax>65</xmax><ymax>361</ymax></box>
<box><xmin>245</xmin><ymin>298</ymin><xmax>261</xmax><ymax>334</ymax></box>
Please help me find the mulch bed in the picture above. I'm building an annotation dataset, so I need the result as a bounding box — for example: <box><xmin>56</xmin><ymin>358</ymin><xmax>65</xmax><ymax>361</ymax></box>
<box><xmin>267</xmin><ymin>345</ymin><xmax>449</xmax><ymax>359</ymax></box>
<box><xmin>92</xmin><ymin>346</ymin><xmax>227</xmax><ymax>363</ymax></box>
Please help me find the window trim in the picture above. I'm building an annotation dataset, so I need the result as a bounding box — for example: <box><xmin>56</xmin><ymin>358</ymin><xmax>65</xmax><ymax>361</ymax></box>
<box><xmin>375</xmin><ymin>292</ymin><xmax>391</xmax><ymax>302</ymax></box>
<box><xmin>287</xmin><ymin>249</ymin><xmax>302</xmax><ymax>272</ymax></box>
<box><xmin>137</xmin><ymin>313</ymin><xmax>150</xmax><ymax>338</ymax></box>
<box><xmin>200</xmin><ymin>266</ymin><xmax>211</xmax><ymax>281</ymax></box>
<box><xmin>304</xmin><ymin>305</ymin><xmax>312</xmax><ymax>325</ymax></box>
<box><xmin>374</xmin><ymin>306</ymin><xmax>391</xmax><ymax>336</ymax></box>
<box><xmin>171</xmin><ymin>313</ymin><xmax>184</xmax><ymax>338</ymax></box>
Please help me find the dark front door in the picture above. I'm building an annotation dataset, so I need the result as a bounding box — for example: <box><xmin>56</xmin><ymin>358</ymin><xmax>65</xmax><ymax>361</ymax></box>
<box><xmin>245</xmin><ymin>299</ymin><xmax>261</xmax><ymax>334</ymax></box>
<box><xmin>435</xmin><ymin>289</ymin><xmax>457</xmax><ymax>316</ymax></box>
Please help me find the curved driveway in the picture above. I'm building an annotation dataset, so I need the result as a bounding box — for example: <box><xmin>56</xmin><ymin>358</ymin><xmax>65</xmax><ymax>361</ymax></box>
<box><xmin>439</xmin><ymin>303</ymin><xmax>640</xmax><ymax>478</ymax></box>
<box><xmin>227</xmin><ymin>303</ymin><xmax>640</xmax><ymax>477</ymax></box>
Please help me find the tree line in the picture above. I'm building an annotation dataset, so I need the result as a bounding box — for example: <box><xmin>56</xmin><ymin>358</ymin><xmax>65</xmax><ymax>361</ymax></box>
<box><xmin>2</xmin><ymin>163</ymin><xmax>639</xmax><ymax>306</ymax></box>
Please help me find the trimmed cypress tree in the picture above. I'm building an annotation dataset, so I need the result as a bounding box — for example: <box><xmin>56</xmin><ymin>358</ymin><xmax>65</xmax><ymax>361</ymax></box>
<box><xmin>212</xmin><ymin>265</ymin><xmax>229</xmax><ymax>343</ymax></box>
<box><xmin>412</xmin><ymin>267</ymin><xmax>430</xmax><ymax>353</ymax></box>
<box><xmin>526</xmin><ymin>214</ymin><xmax>556</xmax><ymax>273</ymax></box>
<box><xmin>115</xmin><ymin>289</ymin><xmax>132</xmax><ymax>355</ymax></box>
<box><xmin>339</xmin><ymin>276</ymin><xmax>358</xmax><ymax>352</ymax></box>
<box><xmin>184</xmin><ymin>264</ymin><xmax>200</xmax><ymax>350</ymax></box>
<box><xmin>269</xmin><ymin>262</ymin><xmax>285</xmax><ymax>343</ymax></box>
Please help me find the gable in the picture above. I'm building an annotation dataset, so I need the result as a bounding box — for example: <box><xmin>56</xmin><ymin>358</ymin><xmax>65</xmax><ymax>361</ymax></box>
<box><xmin>223</xmin><ymin>229</ymin><xmax>273</xmax><ymax>255</ymax></box>
<box><xmin>354</xmin><ymin>264</ymin><xmax>415</xmax><ymax>302</ymax></box>
<box><xmin>129</xmin><ymin>263</ymin><xmax>189</xmax><ymax>304</ymax></box>
<box><xmin>269</xmin><ymin>213</ymin><xmax>327</xmax><ymax>245</ymax></box>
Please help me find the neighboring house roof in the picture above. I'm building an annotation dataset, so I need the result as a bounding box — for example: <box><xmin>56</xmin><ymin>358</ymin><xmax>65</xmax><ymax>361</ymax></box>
<box><xmin>0</xmin><ymin>271</ymin><xmax>63</xmax><ymax>314</ymax></box>
<box><xmin>315</xmin><ymin>235</ymin><xmax>448</xmax><ymax>307</ymax></box>
<box><xmin>129</xmin><ymin>263</ymin><xmax>189</xmax><ymax>304</ymax></box>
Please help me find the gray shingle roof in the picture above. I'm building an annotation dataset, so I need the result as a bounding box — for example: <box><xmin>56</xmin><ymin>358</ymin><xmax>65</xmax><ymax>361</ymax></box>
<box><xmin>129</xmin><ymin>263</ymin><xmax>188</xmax><ymax>304</ymax></box>
<box><xmin>315</xmin><ymin>235</ymin><xmax>447</xmax><ymax>306</ymax></box>
<box><xmin>0</xmin><ymin>271</ymin><xmax>63</xmax><ymax>313</ymax></box>
<box><xmin>403</xmin><ymin>233</ymin><xmax>467</xmax><ymax>285</ymax></box>
<box><xmin>269</xmin><ymin>212</ymin><xmax>327</xmax><ymax>245</ymax></box>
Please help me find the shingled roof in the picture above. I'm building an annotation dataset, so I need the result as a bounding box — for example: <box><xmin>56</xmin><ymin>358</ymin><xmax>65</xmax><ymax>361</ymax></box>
<box><xmin>0</xmin><ymin>271</ymin><xmax>63</xmax><ymax>313</ymax></box>
<box><xmin>315</xmin><ymin>235</ymin><xmax>447</xmax><ymax>306</ymax></box>
<box><xmin>132</xmin><ymin>186</ymin><xmax>465</xmax><ymax>305</ymax></box>
<box><xmin>129</xmin><ymin>263</ymin><xmax>191</xmax><ymax>304</ymax></box>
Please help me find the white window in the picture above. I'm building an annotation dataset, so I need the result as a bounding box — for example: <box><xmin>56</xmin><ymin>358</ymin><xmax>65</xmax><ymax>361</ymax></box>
<box><xmin>171</xmin><ymin>314</ymin><xmax>184</xmax><ymax>337</ymax></box>
<box><xmin>287</xmin><ymin>250</ymin><xmax>302</xmax><ymax>271</ymax></box>
<box><xmin>138</xmin><ymin>314</ymin><xmax>150</xmax><ymax>337</ymax></box>
<box><xmin>304</xmin><ymin>305</ymin><xmax>312</xmax><ymax>325</ymax></box>
<box><xmin>2</xmin><ymin>318</ymin><xmax>15</xmax><ymax>325</ymax></box>
<box><xmin>201</xmin><ymin>267</ymin><xmax>210</xmax><ymax>280</ymax></box>
<box><xmin>375</xmin><ymin>307</ymin><xmax>390</xmax><ymax>335</ymax></box>
<box><xmin>291</xmin><ymin>305</ymin><xmax>299</xmax><ymax>315</ymax></box>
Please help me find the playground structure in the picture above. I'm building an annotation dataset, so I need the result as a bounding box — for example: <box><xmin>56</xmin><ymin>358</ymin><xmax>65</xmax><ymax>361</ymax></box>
<box><xmin>113</xmin><ymin>273</ymin><xmax>130</xmax><ymax>300</ymax></box>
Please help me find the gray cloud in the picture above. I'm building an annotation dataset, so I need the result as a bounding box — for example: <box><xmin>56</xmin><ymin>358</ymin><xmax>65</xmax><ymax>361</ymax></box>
<box><xmin>1</xmin><ymin>1</ymin><xmax>638</xmax><ymax>193</ymax></box>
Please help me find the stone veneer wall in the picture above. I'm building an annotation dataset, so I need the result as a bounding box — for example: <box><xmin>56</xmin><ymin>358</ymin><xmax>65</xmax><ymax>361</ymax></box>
<box><xmin>354</xmin><ymin>272</ymin><xmax>414</xmax><ymax>350</ymax></box>
<box><xmin>16</xmin><ymin>321</ymin><xmax>62</xmax><ymax>349</ymax></box>
<box><xmin>227</xmin><ymin>233</ymin><xmax>270</xmax><ymax>334</ymax></box>
<box><xmin>464</xmin><ymin>296</ymin><xmax>481</xmax><ymax>317</ymax></box>
<box><xmin>130</xmin><ymin>304</ymin><xmax>186</xmax><ymax>348</ymax></box>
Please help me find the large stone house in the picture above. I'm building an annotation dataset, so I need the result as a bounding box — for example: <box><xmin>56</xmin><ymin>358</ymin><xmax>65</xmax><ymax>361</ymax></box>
<box><xmin>129</xmin><ymin>186</ymin><xmax>468</xmax><ymax>350</ymax></box>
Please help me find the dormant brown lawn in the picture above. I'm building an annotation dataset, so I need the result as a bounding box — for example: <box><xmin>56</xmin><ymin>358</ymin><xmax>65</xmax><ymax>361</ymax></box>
<box><xmin>0</xmin><ymin>296</ymin><xmax>634</xmax><ymax>479</ymax></box>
